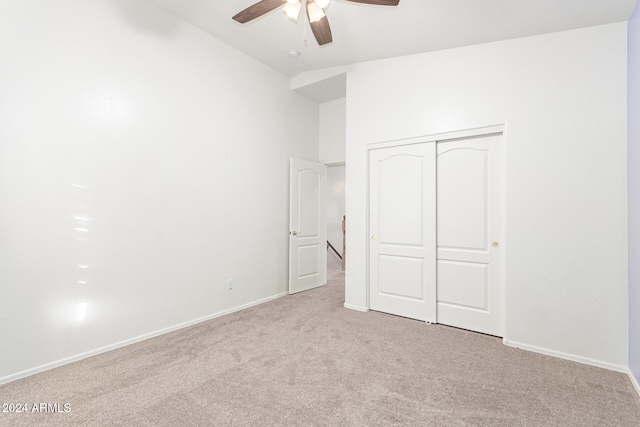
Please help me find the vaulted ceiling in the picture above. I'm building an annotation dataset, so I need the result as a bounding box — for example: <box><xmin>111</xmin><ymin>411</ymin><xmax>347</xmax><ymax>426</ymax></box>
<box><xmin>148</xmin><ymin>0</ymin><xmax>638</xmax><ymax>77</ymax></box>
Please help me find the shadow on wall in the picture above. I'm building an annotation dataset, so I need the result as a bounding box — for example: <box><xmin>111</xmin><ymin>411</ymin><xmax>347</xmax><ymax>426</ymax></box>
<box><xmin>111</xmin><ymin>0</ymin><xmax>183</xmax><ymax>37</ymax></box>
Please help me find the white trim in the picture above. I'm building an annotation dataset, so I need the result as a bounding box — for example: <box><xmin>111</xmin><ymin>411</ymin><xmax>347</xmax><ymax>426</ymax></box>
<box><xmin>343</xmin><ymin>303</ymin><xmax>369</xmax><ymax>312</ymax></box>
<box><xmin>0</xmin><ymin>292</ymin><xmax>288</xmax><ymax>386</ymax></box>
<box><xmin>629</xmin><ymin>370</ymin><xmax>640</xmax><ymax>398</ymax></box>
<box><xmin>366</xmin><ymin>145</ymin><xmax>371</xmax><ymax>312</ymax></box>
<box><xmin>504</xmin><ymin>339</ymin><xmax>628</xmax><ymax>373</ymax></box>
<box><xmin>367</xmin><ymin>124</ymin><xmax>505</xmax><ymax>151</ymax></box>
<box><xmin>499</xmin><ymin>130</ymin><xmax>508</xmax><ymax>339</ymax></box>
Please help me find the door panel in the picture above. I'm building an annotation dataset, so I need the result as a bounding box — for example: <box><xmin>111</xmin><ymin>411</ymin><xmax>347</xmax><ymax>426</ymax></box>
<box><xmin>297</xmin><ymin>245</ymin><xmax>320</xmax><ymax>278</ymax></box>
<box><xmin>436</xmin><ymin>134</ymin><xmax>503</xmax><ymax>336</ymax></box>
<box><xmin>379</xmin><ymin>155</ymin><xmax>424</xmax><ymax>246</ymax></box>
<box><xmin>437</xmin><ymin>149</ymin><xmax>488</xmax><ymax>250</ymax></box>
<box><xmin>289</xmin><ymin>158</ymin><xmax>326</xmax><ymax>294</ymax></box>
<box><xmin>437</xmin><ymin>260</ymin><xmax>488</xmax><ymax>310</ymax></box>
<box><xmin>298</xmin><ymin>169</ymin><xmax>320</xmax><ymax>236</ymax></box>
<box><xmin>369</xmin><ymin>143</ymin><xmax>436</xmax><ymax>322</ymax></box>
<box><xmin>378</xmin><ymin>255</ymin><xmax>425</xmax><ymax>300</ymax></box>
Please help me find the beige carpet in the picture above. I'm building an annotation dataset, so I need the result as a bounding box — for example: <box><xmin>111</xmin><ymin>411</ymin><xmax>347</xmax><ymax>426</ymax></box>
<box><xmin>1</xmin><ymin>269</ymin><xmax>639</xmax><ymax>426</ymax></box>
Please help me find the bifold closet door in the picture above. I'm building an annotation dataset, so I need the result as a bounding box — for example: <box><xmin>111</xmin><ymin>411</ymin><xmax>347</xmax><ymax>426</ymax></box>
<box><xmin>369</xmin><ymin>143</ymin><xmax>436</xmax><ymax>322</ymax></box>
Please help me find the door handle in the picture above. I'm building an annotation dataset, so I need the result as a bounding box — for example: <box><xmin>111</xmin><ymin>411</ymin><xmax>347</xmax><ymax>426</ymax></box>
<box><xmin>291</xmin><ymin>231</ymin><xmax>298</xmax><ymax>236</ymax></box>
<box><xmin>371</xmin><ymin>235</ymin><xmax>376</xmax><ymax>240</ymax></box>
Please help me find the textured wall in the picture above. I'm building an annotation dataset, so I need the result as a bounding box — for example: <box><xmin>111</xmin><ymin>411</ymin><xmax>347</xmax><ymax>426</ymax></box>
<box><xmin>0</xmin><ymin>0</ymin><xmax>318</xmax><ymax>383</ymax></box>
<box><xmin>319</xmin><ymin>98</ymin><xmax>347</xmax><ymax>164</ymax></box>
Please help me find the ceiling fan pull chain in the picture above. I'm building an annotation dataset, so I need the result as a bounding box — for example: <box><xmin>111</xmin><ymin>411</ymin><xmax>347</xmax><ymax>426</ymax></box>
<box><xmin>303</xmin><ymin>4</ymin><xmax>308</xmax><ymax>48</ymax></box>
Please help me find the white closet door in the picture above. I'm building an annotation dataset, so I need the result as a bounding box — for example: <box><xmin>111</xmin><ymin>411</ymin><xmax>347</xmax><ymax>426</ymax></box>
<box><xmin>369</xmin><ymin>143</ymin><xmax>436</xmax><ymax>322</ymax></box>
<box><xmin>436</xmin><ymin>134</ymin><xmax>504</xmax><ymax>336</ymax></box>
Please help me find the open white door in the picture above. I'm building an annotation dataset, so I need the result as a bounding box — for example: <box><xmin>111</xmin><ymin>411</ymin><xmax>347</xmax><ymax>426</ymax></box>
<box><xmin>289</xmin><ymin>158</ymin><xmax>327</xmax><ymax>294</ymax></box>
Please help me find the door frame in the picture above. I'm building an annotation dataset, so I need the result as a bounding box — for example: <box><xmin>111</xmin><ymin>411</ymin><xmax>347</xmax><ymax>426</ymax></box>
<box><xmin>365</xmin><ymin>125</ymin><xmax>507</xmax><ymax>334</ymax></box>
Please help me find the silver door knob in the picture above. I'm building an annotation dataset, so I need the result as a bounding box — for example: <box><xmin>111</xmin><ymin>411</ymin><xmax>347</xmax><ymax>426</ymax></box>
<box><xmin>291</xmin><ymin>231</ymin><xmax>298</xmax><ymax>236</ymax></box>
<box><xmin>371</xmin><ymin>235</ymin><xmax>376</xmax><ymax>240</ymax></box>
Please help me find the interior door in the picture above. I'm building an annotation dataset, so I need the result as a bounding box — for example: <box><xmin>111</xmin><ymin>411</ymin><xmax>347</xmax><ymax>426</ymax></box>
<box><xmin>289</xmin><ymin>158</ymin><xmax>327</xmax><ymax>294</ymax></box>
<box><xmin>369</xmin><ymin>143</ymin><xmax>437</xmax><ymax>322</ymax></box>
<box><xmin>436</xmin><ymin>134</ymin><xmax>504</xmax><ymax>336</ymax></box>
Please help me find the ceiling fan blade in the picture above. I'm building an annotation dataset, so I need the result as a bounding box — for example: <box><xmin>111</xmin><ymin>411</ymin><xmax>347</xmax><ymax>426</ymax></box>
<box><xmin>308</xmin><ymin>15</ymin><xmax>333</xmax><ymax>46</ymax></box>
<box><xmin>232</xmin><ymin>0</ymin><xmax>287</xmax><ymax>24</ymax></box>
<box><xmin>343</xmin><ymin>0</ymin><xmax>399</xmax><ymax>5</ymax></box>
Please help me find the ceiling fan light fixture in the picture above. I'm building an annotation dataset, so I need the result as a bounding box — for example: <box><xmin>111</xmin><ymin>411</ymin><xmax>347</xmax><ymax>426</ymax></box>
<box><xmin>283</xmin><ymin>1</ymin><xmax>302</xmax><ymax>22</ymax></box>
<box><xmin>307</xmin><ymin>1</ymin><xmax>326</xmax><ymax>23</ymax></box>
<box><xmin>233</xmin><ymin>0</ymin><xmax>399</xmax><ymax>46</ymax></box>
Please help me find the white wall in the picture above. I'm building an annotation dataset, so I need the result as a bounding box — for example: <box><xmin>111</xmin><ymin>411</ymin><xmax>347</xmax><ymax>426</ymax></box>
<box><xmin>326</xmin><ymin>165</ymin><xmax>345</xmax><ymax>254</ymax></box>
<box><xmin>628</xmin><ymin>3</ymin><xmax>640</xmax><ymax>385</ymax></box>
<box><xmin>345</xmin><ymin>24</ymin><xmax>628</xmax><ymax>369</ymax></box>
<box><xmin>320</xmin><ymin>97</ymin><xmax>346</xmax><ymax>263</ymax></box>
<box><xmin>319</xmin><ymin>98</ymin><xmax>346</xmax><ymax>164</ymax></box>
<box><xmin>0</xmin><ymin>0</ymin><xmax>318</xmax><ymax>383</ymax></box>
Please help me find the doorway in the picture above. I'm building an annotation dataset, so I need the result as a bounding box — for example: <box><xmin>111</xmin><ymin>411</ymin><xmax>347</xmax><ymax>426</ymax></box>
<box><xmin>326</xmin><ymin>163</ymin><xmax>346</xmax><ymax>273</ymax></box>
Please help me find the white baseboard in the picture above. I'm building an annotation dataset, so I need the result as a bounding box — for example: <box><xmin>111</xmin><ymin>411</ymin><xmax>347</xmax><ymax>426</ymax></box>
<box><xmin>0</xmin><ymin>292</ymin><xmax>288</xmax><ymax>386</ymax></box>
<box><xmin>503</xmin><ymin>339</ymin><xmax>628</xmax><ymax>373</ymax></box>
<box><xmin>343</xmin><ymin>303</ymin><xmax>369</xmax><ymax>312</ymax></box>
<box><xmin>629</xmin><ymin>370</ymin><xmax>640</xmax><ymax>398</ymax></box>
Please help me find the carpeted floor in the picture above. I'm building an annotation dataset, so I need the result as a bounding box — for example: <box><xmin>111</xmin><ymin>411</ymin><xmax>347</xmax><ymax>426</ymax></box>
<box><xmin>1</xmin><ymin>269</ymin><xmax>639</xmax><ymax>426</ymax></box>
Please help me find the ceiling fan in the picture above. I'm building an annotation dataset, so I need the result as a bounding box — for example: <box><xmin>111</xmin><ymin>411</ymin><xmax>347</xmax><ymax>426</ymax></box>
<box><xmin>232</xmin><ymin>0</ymin><xmax>400</xmax><ymax>46</ymax></box>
